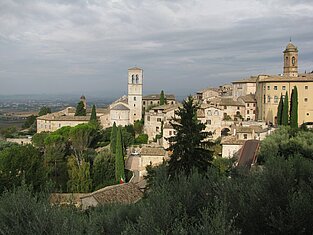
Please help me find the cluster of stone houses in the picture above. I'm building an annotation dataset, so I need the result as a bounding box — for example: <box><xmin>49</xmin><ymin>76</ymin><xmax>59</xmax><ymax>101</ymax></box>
<box><xmin>36</xmin><ymin>42</ymin><xmax>313</xmax><ymax>161</ymax></box>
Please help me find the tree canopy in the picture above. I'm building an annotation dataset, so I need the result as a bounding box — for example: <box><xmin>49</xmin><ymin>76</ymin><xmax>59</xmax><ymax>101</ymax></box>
<box><xmin>290</xmin><ymin>86</ymin><xmax>298</xmax><ymax>128</ymax></box>
<box><xmin>75</xmin><ymin>101</ymin><xmax>86</xmax><ymax>116</ymax></box>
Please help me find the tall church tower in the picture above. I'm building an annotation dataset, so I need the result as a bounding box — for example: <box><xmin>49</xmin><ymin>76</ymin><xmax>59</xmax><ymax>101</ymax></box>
<box><xmin>128</xmin><ymin>67</ymin><xmax>143</xmax><ymax>123</ymax></box>
<box><xmin>283</xmin><ymin>41</ymin><xmax>298</xmax><ymax>77</ymax></box>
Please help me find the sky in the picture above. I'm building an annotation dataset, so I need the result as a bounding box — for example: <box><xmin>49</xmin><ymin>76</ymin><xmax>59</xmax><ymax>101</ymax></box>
<box><xmin>1</xmin><ymin>0</ymin><xmax>313</xmax><ymax>100</ymax></box>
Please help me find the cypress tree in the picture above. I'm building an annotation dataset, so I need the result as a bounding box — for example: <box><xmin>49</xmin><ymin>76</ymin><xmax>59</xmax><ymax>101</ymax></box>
<box><xmin>90</xmin><ymin>105</ymin><xmax>97</xmax><ymax>122</ymax></box>
<box><xmin>75</xmin><ymin>101</ymin><xmax>86</xmax><ymax>116</ymax></box>
<box><xmin>115</xmin><ymin>127</ymin><xmax>125</xmax><ymax>183</ymax></box>
<box><xmin>290</xmin><ymin>86</ymin><xmax>298</xmax><ymax>128</ymax></box>
<box><xmin>110</xmin><ymin>122</ymin><xmax>117</xmax><ymax>154</ymax></box>
<box><xmin>277</xmin><ymin>94</ymin><xmax>283</xmax><ymax>125</ymax></box>
<box><xmin>160</xmin><ymin>90</ymin><xmax>165</xmax><ymax>105</ymax></box>
<box><xmin>282</xmin><ymin>92</ymin><xmax>289</xmax><ymax>126</ymax></box>
<box><xmin>167</xmin><ymin>96</ymin><xmax>213</xmax><ymax>178</ymax></box>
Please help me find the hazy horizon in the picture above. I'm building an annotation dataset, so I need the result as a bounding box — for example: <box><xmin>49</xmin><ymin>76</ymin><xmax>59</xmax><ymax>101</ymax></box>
<box><xmin>1</xmin><ymin>0</ymin><xmax>313</xmax><ymax>97</ymax></box>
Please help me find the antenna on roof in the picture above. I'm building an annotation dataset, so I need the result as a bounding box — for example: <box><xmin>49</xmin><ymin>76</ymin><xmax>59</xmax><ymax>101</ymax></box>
<box><xmin>290</xmin><ymin>37</ymin><xmax>292</xmax><ymax>42</ymax></box>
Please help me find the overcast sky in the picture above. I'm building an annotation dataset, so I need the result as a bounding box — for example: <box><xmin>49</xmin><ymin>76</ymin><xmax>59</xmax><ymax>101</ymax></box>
<box><xmin>1</xmin><ymin>0</ymin><xmax>313</xmax><ymax>99</ymax></box>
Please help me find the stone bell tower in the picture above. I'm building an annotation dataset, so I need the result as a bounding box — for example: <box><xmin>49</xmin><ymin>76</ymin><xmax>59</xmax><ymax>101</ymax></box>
<box><xmin>283</xmin><ymin>41</ymin><xmax>298</xmax><ymax>77</ymax></box>
<box><xmin>128</xmin><ymin>67</ymin><xmax>143</xmax><ymax>123</ymax></box>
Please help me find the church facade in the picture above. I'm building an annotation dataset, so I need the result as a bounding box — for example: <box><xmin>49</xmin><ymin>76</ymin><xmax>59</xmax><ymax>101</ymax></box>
<box><xmin>255</xmin><ymin>42</ymin><xmax>313</xmax><ymax>125</ymax></box>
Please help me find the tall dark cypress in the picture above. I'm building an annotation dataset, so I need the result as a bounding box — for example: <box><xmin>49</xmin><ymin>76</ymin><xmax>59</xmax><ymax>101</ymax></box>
<box><xmin>110</xmin><ymin>122</ymin><xmax>117</xmax><ymax>154</ymax></box>
<box><xmin>160</xmin><ymin>90</ymin><xmax>165</xmax><ymax>105</ymax></box>
<box><xmin>282</xmin><ymin>92</ymin><xmax>289</xmax><ymax>126</ymax></box>
<box><xmin>290</xmin><ymin>86</ymin><xmax>298</xmax><ymax>128</ymax></box>
<box><xmin>90</xmin><ymin>104</ymin><xmax>97</xmax><ymax>122</ymax></box>
<box><xmin>277</xmin><ymin>94</ymin><xmax>284</xmax><ymax>125</ymax></box>
<box><xmin>115</xmin><ymin>127</ymin><xmax>125</xmax><ymax>183</ymax></box>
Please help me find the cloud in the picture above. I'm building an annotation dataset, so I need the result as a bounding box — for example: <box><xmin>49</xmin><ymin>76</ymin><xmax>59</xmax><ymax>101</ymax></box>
<box><xmin>0</xmin><ymin>0</ymin><xmax>313</xmax><ymax>98</ymax></box>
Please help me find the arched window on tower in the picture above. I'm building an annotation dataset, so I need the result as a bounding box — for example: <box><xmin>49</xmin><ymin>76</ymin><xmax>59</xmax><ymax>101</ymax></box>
<box><xmin>292</xmin><ymin>56</ymin><xmax>295</xmax><ymax>66</ymax></box>
<box><xmin>136</xmin><ymin>74</ymin><xmax>139</xmax><ymax>84</ymax></box>
<box><xmin>132</xmin><ymin>75</ymin><xmax>135</xmax><ymax>84</ymax></box>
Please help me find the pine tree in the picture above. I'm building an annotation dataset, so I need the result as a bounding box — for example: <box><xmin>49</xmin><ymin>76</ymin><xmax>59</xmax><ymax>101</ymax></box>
<box><xmin>75</xmin><ymin>101</ymin><xmax>86</xmax><ymax>116</ymax></box>
<box><xmin>290</xmin><ymin>86</ymin><xmax>298</xmax><ymax>128</ymax></box>
<box><xmin>167</xmin><ymin>96</ymin><xmax>213</xmax><ymax>178</ymax></box>
<box><xmin>110</xmin><ymin>122</ymin><xmax>117</xmax><ymax>154</ymax></box>
<box><xmin>160</xmin><ymin>90</ymin><xmax>165</xmax><ymax>105</ymax></box>
<box><xmin>90</xmin><ymin>105</ymin><xmax>97</xmax><ymax>122</ymax></box>
<box><xmin>277</xmin><ymin>94</ymin><xmax>283</xmax><ymax>125</ymax></box>
<box><xmin>282</xmin><ymin>92</ymin><xmax>289</xmax><ymax>126</ymax></box>
<box><xmin>115</xmin><ymin>127</ymin><xmax>125</xmax><ymax>183</ymax></box>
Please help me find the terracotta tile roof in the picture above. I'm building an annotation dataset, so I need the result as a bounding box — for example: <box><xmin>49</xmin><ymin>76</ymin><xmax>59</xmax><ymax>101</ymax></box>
<box><xmin>141</xmin><ymin>146</ymin><xmax>166</xmax><ymax>156</ymax></box>
<box><xmin>257</xmin><ymin>73</ymin><xmax>313</xmax><ymax>82</ymax></box>
<box><xmin>232</xmin><ymin>76</ymin><xmax>257</xmax><ymax>84</ymax></box>
<box><xmin>143</xmin><ymin>94</ymin><xmax>176</xmax><ymax>100</ymax></box>
<box><xmin>238</xmin><ymin>94</ymin><xmax>256</xmax><ymax>103</ymax></box>
<box><xmin>111</xmin><ymin>103</ymin><xmax>130</xmax><ymax>111</ymax></box>
<box><xmin>37</xmin><ymin>113</ymin><xmax>90</xmax><ymax>121</ymax></box>
<box><xmin>210</xmin><ymin>97</ymin><xmax>245</xmax><ymax>107</ymax></box>
<box><xmin>221</xmin><ymin>135</ymin><xmax>245</xmax><ymax>145</ymax></box>
<box><xmin>81</xmin><ymin>183</ymin><xmax>143</xmax><ymax>205</ymax></box>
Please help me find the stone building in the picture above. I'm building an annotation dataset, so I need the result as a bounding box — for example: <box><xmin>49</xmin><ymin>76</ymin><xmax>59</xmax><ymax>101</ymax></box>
<box><xmin>142</xmin><ymin>94</ymin><xmax>176</xmax><ymax>111</ymax></box>
<box><xmin>255</xmin><ymin>42</ymin><xmax>313</xmax><ymax>125</ymax></box>
<box><xmin>232</xmin><ymin>76</ymin><xmax>257</xmax><ymax>99</ymax></box>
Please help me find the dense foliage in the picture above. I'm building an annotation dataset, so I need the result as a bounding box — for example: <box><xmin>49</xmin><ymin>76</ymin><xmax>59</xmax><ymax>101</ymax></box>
<box><xmin>75</xmin><ymin>101</ymin><xmax>86</xmax><ymax>116</ymax></box>
<box><xmin>282</xmin><ymin>92</ymin><xmax>289</xmax><ymax>126</ymax></box>
<box><xmin>290</xmin><ymin>86</ymin><xmax>298</xmax><ymax>128</ymax></box>
<box><xmin>277</xmin><ymin>94</ymin><xmax>283</xmax><ymax>125</ymax></box>
<box><xmin>1</xmin><ymin>127</ymin><xmax>313</xmax><ymax>234</ymax></box>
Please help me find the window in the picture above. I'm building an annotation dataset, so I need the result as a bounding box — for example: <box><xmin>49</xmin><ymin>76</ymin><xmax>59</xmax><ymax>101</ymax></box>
<box><xmin>292</xmin><ymin>56</ymin><xmax>295</xmax><ymax>65</ymax></box>
<box><xmin>157</xmin><ymin>118</ymin><xmax>162</xmax><ymax>122</ymax></box>
<box><xmin>134</xmin><ymin>104</ymin><xmax>136</xmax><ymax>107</ymax></box>
<box><xmin>267</xmin><ymin>95</ymin><xmax>271</xmax><ymax>103</ymax></box>
<box><xmin>156</xmin><ymin>126</ymin><xmax>159</xmax><ymax>131</ymax></box>
<box><xmin>169</xmin><ymin>131</ymin><xmax>172</xmax><ymax>135</ymax></box>
<box><xmin>207</xmin><ymin>110</ymin><xmax>212</xmax><ymax>116</ymax></box>
<box><xmin>237</xmin><ymin>106</ymin><xmax>240</xmax><ymax>110</ymax></box>
<box><xmin>274</xmin><ymin>86</ymin><xmax>277</xmax><ymax>90</ymax></box>
<box><xmin>143</xmin><ymin>101</ymin><xmax>146</xmax><ymax>105</ymax></box>
<box><xmin>224</xmin><ymin>105</ymin><xmax>227</xmax><ymax>109</ymax></box>
<box><xmin>304</xmin><ymin>98</ymin><xmax>308</xmax><ymax>102</ymax></box>
<box><xmin>282</xmin><ymin>86</ymin><xmax>286</xmax><ymax>90</ymax></box>
<box><xmin>263</xmin><ymin>85</ymin><xmax>266</xmax><ymax>90</ymax></box>
<box><xmin>136</xmin><ymin>74</ymin><xmax>139</xmax><ymax>84</ymax></box>
<box><xmin>214</xmin><ymin>110</ymin><xmax>219</xmax><ymax>116</ymax></box>
<box><xmin>243</xmin><ymin>134</ymin><xmax>248</xmax><ymax>139</ymax></box>
<box><xmin>305</xmin><ymin>86</ymin><xmax>308</xmax><ymax>90</ymax></box>
<box><xmin>147</xmin><ymin>116</ymin><xmax>150</xmax><ymax>121</ymax></box>
<box><xmin>247</xmin><ymin>103</ymin><xmax>250</xmax><ymax>107</ymax></box>
<box><xmin>247</xmin><ymin>110</ymin><xmax>249</xmax><ymax>114</ymax></box>
<box><xmin>253</xmin><ymin>110</ymin><xmax>256</xmax><ymax>114</ymax></box>
<box><xmin>253</xmin><ymin>103</ymin><xmax>256</xmax><ymax>107</ymax></box>
<box><xmin>307</xmin><ymin>113</ymin><xmax>310</xmax><ymax>116</ymax></box>
<box><xmin>274</xmin><ymin>96</ymin><xmax>278</xmax><ymax>103</ymax></box>
<box><xmin>134</xmin><ymin>97</ymin><xmax>136</xmax><ymax>101</ymax></box>
<box><xmin>207</xmin><ymin>120</ymin><xmax>211</xmax><ymax>125</ymax></box>
<box><xmin>132</xmin><ymin>74</ymin><xmax>135</xmax><ymax>84</ymax></box>
<box><xmin>150</xmin><ymin>101</ymin><xmax>153</xmax><ymax>104</ymax></box>
<box><xmin>267</xmin><ymin>86</ymin><xmax>270</xmax><ymax>90</ymax></box>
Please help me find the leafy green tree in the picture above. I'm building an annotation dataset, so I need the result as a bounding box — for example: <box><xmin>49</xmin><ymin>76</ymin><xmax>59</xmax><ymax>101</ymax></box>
<box><xmin>135</xmin><ymin>134</ymin><xmax>148</xmax><ymax>144</ymax></box>
<box><xmin>167</xmin><ymin>96</ymin><xmax>213</xmax><ymax>177</ymax></box>
<box><xmin>282</xmin><ymin>92</ymin><xmax>289</xmax><ymax>126</ymax></box>
<box><xmin>69</xmin><ymin>124</ymin><xmax>96</xmax><ymax>164</ymax></box>
<box><xmin>110</xmin><ymin>122</ymin><xmax>117</xmax><ymax>154</ymax></box>
<box><xmin>22</xmin><ymin>115</ymin><xmax>37</xmax><ymax>129</ymax></box>
<box><xmin>38</xmin><ymin>106</ymin><xmax>51</xmax><ymax>116</ymax></box>
<box><xmin>160</xmin><ymin>90</ymin><xmax>165</xmax><ymax>105</ymax></box>
<box><xmin>92</xmin><ymin>150</ymin><xmax>115</xmax><ymax>190</ymax></box>
<box><xmin>290</xmin><ymin>86</ymin><xmax>298</xmax><ymax>128</ymax></box>
<box><xmin>32</xmin><ymin>132</ymin><xmax>50</xmax><ymax>149</ymax></box>
<box><xmin>90</xmin><ymin>104</ymin><xmax>97</xmax><ymax>122</ymax></box>
<box><xmin>67</xmin><ymin>156</ymin><xmax>92</xmax><ymax>193</ymax></box>
<box><xmin>0</xmin><ymin>144</ymin><xmax>46</xmax><ymax>192</ymax></box>
<box><xmin>133</xmin><ymin>120</ymin><xmax>144</xmax><ymax>135</ymax></box>
<box><xmin>115</xmin><ymin>127</ymin><xmax>125</xmax><ymax>182</ymax></box>
<box><xmin>276</xmin><ymin>94</ymin><xmax>283</xmax><ymax>125</ymax></box>
<box><xmin>44</xmin><ymin>134</ymin><xmax>68</xmax><ymax>191</ymax></box>
<box><xmin>75</xmin><ymin>101</ymin><xmax>86</xmax><ymax>116</ymax></box>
